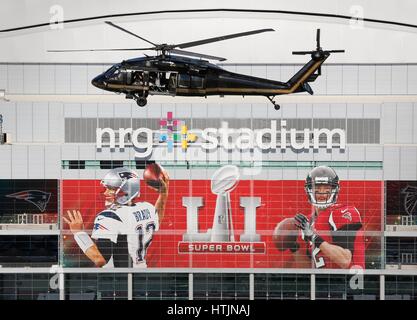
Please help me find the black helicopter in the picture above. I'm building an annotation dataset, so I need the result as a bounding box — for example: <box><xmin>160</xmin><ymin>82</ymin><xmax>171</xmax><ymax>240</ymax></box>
<box><xmin>49</xmin><ymin>22</ymin><xmax>344</xmax><ymax>110</ymax></box>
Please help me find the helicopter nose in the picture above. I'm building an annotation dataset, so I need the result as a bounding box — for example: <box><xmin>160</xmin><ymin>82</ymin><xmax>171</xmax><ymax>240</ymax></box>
<box><xmin>92</xmin><ymin>75</ymin><xmax>106</xmax><ymax>89</ymax></box>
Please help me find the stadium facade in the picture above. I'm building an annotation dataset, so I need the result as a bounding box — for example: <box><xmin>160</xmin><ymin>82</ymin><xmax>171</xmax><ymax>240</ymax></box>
<box><xmin>1</xmin><ymin>1</ymin><xmax>417</xmax><ymax>300</ymax></box>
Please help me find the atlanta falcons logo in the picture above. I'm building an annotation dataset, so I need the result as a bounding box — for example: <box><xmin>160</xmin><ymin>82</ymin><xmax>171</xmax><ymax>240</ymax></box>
<box><xmin>6</xmin><ymin>190</ymin><xmax>51</xmax><ymax>212</ymax></box>
<box><xmin>401</xmin><ymin>185</ymin><xmax>417</xmax><ymax>216</ymax></box>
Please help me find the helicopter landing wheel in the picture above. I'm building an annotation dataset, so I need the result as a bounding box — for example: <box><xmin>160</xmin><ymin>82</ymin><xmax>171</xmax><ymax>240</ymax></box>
<box><xmin>136</xmin><ymin>97</ymin><xmax>147</xmax><ymax>107</ymax></box>
<box><xmin>274</xmin><ymin>104</ymin><xmax>281</xmax><ymax>111</ymax></box>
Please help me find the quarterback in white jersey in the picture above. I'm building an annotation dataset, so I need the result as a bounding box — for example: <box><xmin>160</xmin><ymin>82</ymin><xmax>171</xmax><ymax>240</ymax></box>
<box><xmin>64</xmin><ymin>166</ymin><xmax>169</xmax><ymax>268</ymax></box>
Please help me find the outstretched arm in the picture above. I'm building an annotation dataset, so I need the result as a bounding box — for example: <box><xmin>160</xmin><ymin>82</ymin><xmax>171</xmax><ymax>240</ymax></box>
<box><xmin>64</xmin><ymin>210</ymin><xmax>107</xmax><ymax>267</ymax></box>
<box><xmin>154</xmin><ymin>169</ymin><xmax>170</xmax><ymax>223</ymax></box>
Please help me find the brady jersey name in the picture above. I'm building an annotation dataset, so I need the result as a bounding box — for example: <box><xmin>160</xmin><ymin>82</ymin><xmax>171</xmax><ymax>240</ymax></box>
<box><xmin>91</xmin><ymin>202</ymin><xmax>159</xmax><ymax>268</ymax></box>
<box><xmin>297</xmin><ymin>203</ymin><xmax>365</xmax><ymax>269</ymax></box>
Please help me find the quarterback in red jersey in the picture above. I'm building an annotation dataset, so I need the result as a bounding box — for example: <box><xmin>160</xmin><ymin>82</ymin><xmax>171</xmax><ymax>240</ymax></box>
<box><xmin>292</xmin><ymin>166</ymin><xmax>365</xmax><ymax>269</ymax></box>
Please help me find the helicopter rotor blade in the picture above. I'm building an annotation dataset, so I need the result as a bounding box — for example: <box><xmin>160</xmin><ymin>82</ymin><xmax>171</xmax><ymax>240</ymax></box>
<box><xmin>174</xmin><ymin>28</ymin><xmax>275</xmax><ymax>50</ymax></box>
<box><xmin>292</xmin><ymin>51</ymin><xmax>315</xmax><ymax>55</ymax></box>
<box><xmin>170</xmin><ymin>49</ymin><xmax>227</xmax><ymax>61</ymax></box>
<box><xmin>105</xmin><ymin>21</ymin><xmax>157</xmax><ymax>47</ymax></box>
<box><xmin>48</xmin><ymin>47</ymin><xmax>155</xmax><ymax>52</ymax></box>
<box><xmin>327</xmin><ymin>50</ymin><xmax>345</xmax><ymax>53</ymax></box>
<box><xmin>316</xmin><ymin>29</ymin><xmax>321</xmax><ymax>50</ymax></box>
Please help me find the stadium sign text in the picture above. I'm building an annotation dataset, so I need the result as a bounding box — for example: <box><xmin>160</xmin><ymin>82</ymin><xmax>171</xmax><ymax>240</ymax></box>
<box><xmin>96</xmin><ymin>120</ymin><xmax>346</xmax><ymax>158</ymax></box>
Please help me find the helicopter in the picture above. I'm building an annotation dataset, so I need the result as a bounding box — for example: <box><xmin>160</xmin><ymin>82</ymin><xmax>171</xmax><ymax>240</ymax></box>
<box><xmin>49</xmin><ymin>22</ymin><xmax>344</xmax><ymax>110</ymax></box>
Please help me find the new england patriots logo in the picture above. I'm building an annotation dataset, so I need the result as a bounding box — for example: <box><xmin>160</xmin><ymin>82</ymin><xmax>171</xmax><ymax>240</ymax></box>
<box><xmin>118</xmin><ymin>171</ymin><xmax>137</xmax><ymax>180</ymax></box>
<box><xmin>402</xmin><ymin>185</ymin><xmax>417</xmax><ymax>216</ymax></box>
<box><xmin>6</xmin><ymin>190</ymin><xmax>51</xmax><ymax>212</ymax></box>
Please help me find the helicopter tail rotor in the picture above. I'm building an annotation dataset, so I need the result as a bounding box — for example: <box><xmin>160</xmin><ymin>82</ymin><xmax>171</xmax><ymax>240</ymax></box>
<box><xmin>291</xmin><ymin>29</ymin><xmax>345</xmax><ymax>77</ymax></box>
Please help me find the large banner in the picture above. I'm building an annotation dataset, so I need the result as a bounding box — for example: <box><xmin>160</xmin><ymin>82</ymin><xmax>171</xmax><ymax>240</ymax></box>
<box><xmin>61</xmin><ymin>167</ymin><xmax>382</xmax><ymax>269</ymax></box>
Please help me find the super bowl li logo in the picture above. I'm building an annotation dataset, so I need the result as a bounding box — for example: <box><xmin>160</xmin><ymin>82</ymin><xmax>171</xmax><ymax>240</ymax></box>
<box><xmin>178</xmin><ymin>165</ymin><xmax>266</xmax><ymax>254</ymax></box>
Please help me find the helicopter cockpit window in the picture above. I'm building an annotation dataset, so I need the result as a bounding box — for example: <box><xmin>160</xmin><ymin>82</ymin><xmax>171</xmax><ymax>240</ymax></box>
<box><xmin>104</xmin><ymin>66</ymin><xmax>118</xmax><ymax>78</ymax></box>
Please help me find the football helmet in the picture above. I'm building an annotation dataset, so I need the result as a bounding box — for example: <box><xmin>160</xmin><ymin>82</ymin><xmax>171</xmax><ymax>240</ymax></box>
<box><xmin>305</xmin><ymin>166</ymin><xmax>340</xmax><ymax>209</ymax></box>
<box><xmin>101</xmin><ymin>167</ymin><xmax>140</xmax><ymax>205</ymax></box>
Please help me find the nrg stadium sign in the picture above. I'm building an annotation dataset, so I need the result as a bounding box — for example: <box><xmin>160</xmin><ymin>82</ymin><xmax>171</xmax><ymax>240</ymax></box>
<box><xmin>96</xmin><ymin>113</ymin><xmax>346</xmax><ymax>159</ymax></box>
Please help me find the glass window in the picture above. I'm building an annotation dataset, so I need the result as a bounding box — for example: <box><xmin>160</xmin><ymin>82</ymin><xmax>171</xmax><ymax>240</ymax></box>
<box><xmin>193</xmin><ymin>273</ymin><xmax>249</xmax><ymax>300</ymax></box>
<box><xmin>0</xmin><ymin>274</ymin><xmax>59</xmax><ymax>300</ymax></box>
<box><xmin>178</xmin><ymin>74</ymin><xmax>190</xmax><ymax>88</ymax></box>
<box><xmin>65</xmin><ymin>274</ymin><xmax>128</xmax><ymax>300</ymax></box>
<box><xmin>133</xmin><ymin>273</ymin><xmax>188</xmax><ymax>300</ymax></box>
<box><xmin>254</xmin><ymin>274</ymin><xmax>310</xmax><ymax>300</ymax></box>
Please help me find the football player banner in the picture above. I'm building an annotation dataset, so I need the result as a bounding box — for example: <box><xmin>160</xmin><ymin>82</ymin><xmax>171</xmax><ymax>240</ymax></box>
<box><xmin>61</xmin><ymin>165</ymin><xmax>382</xmax><ymax>269</ymax></box>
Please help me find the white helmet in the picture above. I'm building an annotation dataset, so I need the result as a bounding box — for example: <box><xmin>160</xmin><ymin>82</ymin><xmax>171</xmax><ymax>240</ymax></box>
<box><xmin>305</xmin><ymin>166</ymin><xmax>340</xmax><ymax>209</ymax></box>
<box><xmin>101</xmin><ymin>167</ymin><xmax>140</xmax><ymax>205</ymax></box>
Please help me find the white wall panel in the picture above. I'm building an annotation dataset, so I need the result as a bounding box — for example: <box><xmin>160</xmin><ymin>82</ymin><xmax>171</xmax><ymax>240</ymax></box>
<box><xmin>326</xmin><ymin>65</ymin><xmax>342</xmax><ymax>94</ymax></box>
<box><xmin>28</xmin><ymin>145</ymin><xmax>45</xmax><ymax>179</ymax></box>
<box><xmin>49</xmin><ymin>102</ymin><xmax>64</xmax><ymax>143</ymax></box>
<box><xmin>281</xmin><ymin>103</ymin><xmax>297</xmax><ymax>118</ymax></box>
<box><xmin>0</xmin><ymin>101</ymin><xmax>16</xmax><ymax>138</ymax></box>
<box><xmin>7</xmin><ymin>64</ymin><xmax>24</xmax><ymax>94</ymax></box>
<box><xmin>365</xmin><ymin>146</ymin><xmax>383</xmax><ymax>161</ymax></box>
<box><xmin>16</xmin><ymin>102</ymin><xmax>32</xmax><ymax>142</ymax></box>
<box><xmin>407</xmin><ymin>65</ymin><xmax>417</xmax><ymax>94</ymax></box>
<box><xmin>266</xmin><ymin>65</ymin><xmax>280</xmax><ymax>82</ymax></box>
<box><xmin>146</xmin><ymin>103</ymin><xmax>162</xmax><ymax>118</ymax></box>
<box><xmin>296</xmin><ymin>104</ymin><xmax>312</xmax><ymax>118</ymax></box>
<box><xmin>55</xmin><ymin>65</ymin><xmax>71</xmax><ymax>94</ymax></box>
<box><xmin>33</xmin><ymin>102</ymin><xmax>49</xmax><ymax>142</ymax></box>
<box><xmin>383</xmin><ymin>146</ymin><xmax>400</xmax><ymax>180</ymax></box>
<box><xmin>396</xmin><ymin>103</ymin><xmax>413</xmax><ymax>144</ymax></box>
<box><xmin>312</xmin><ymin>103</ymin><xmax>330</xmax><ymax>118</ymax></box>
<box><xmin>375</xmin><ymin>65</ymin><xmax>391</xmax><ymax>94</ymax></box>
<box><xmin>220</xmin><ymin>103</ymin><xmax>237</xmax><ymax>118</ymax></box>
<box><xmin>250</xmin><ymin>103</ymin><xmax>268</xmax><ymax>118</ymax></box>
<box><xmin>414</xmin><ymin>103</ymin><xmax>417</xmax><ymax>144</ymax></box>
<box><xmin>0</xmin><ymin>145</ymin><xmax>12</xmax><ymax>179</ymax></box>
<box><xmin>61</xmin><ymin>144</ymin><xmax>79</xmax><ymax>160</ymax></box>
<box><xmin>381</xmin><ymin>103</ymin><xmax>396</xmax><ymax>144</ymax></box>
<box><xmin>0</xmin><ymin>64</ymin><xmax>7</xmax><ymax>91</ymax></box>
<box><xmin>23</xmin><ymin>64</ymin><xmax>39</xmax><ymax>94</ymax></box>
<box><xmin>358</xmin><ymin>65</ymin><xmax>375</xmax><ymax>95</ymax></box>
<box><xmin>363</xmin><ymin>103</ymin><xmax>380</xmax><ymax>118</ymax></box>
<box><xmin>174</xmin><ymin>103</ymin><xmax>192</xmax><ymax>118</ymax></box>
<box><xmin>39</xmin><ymin>64</ymin><xmax>55</xmax><ymax>94</ymax></box>
<box><xmin>251</xmin><ymin>65</ymin><xmax>267</xmax><ymax>79</ymax></box>
<box><xmin>70</xmin><ymin>64</ymin><xmax>88</xmax><ymax>94</ymax></box>
<box><xmin>346</xmin><ymin>103</ymin><xmax>363</xmax><ymax>118</ymax></box>
<box><xmin>44</xmin><ymin>145</ymin><xmax>61</xmax><ymax>179</ymax></box>
<box><xmin>97</xmin><ymin>103</ymin><xmax>114</xmax><ymax>118</ymax></box>
<box><xmin>391</xmin><ymin>65</ymin><xmax>407</xmax><ymax>94</ymax></box>
<box><xmin>329</xmin><ymin>103</ymin><xmax>346</xmax><ymax>118</ymax></box>
<box><xmin>400</xmin><ymin>147</ymin><xmax>417</xmax><ymax>180</ymax></box>
<box><xmin>114</xmin><ymin>103</ymin><xmax>132</xmax><ymax>118</ymax></box>
<box><xmin>11</xmin><ymin>145</ymin><xmax>28</xmax><ymax>179</ymax></box>
<box><xmin>81</xmin><ymin>103</ymin><xmax>98</xmax><ymax>118</ymax></box>
<box><xmin>64</xmin><ymin>103</ymin><xmax>81</xmax><ymax>118</ymax></box>
<box><xmin>342</xmin><ymin>65</ymin><xmax>358</xmax><ymax>95</ymax></box>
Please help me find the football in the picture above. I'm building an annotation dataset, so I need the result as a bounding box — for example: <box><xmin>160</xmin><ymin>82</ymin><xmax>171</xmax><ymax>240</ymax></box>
<box><xmin>272</xmin><ymin>218</ymin><xmax>299</xmax><ymax>251</ymax></box>
<box><xmin>143</xmin><ymin>163</ymin><xmax>164</xmax><ymax>190</ymax></box>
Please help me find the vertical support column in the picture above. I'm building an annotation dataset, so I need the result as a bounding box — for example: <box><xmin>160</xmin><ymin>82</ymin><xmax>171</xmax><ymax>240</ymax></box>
<box><xmin>189</xmin><ymin>273</ymin><xmax>193</xmax><ymax>300</ymax></box>
<box><xmin>311</xmin><ymin>274</ymin><xmax>316</xmax><ymax>300</ymax></box>
<box><xmin>249</xmin><ymin>273</ymin><xmax>254</xmax><ymax>300</ymax></box>
<box><xmin>59</xmin><ymin>271</ymin><xmax>65</xmax><ymax>300</ymax></box>
<box><xmin>380</xmin><ymin>274</ymin><xmax>385</xmax><ymax>300</ymax></box>
<box><xmin>128</xmin><ymin>273</ymin><xmax>133</xmax><ymax>300</ymax></box>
